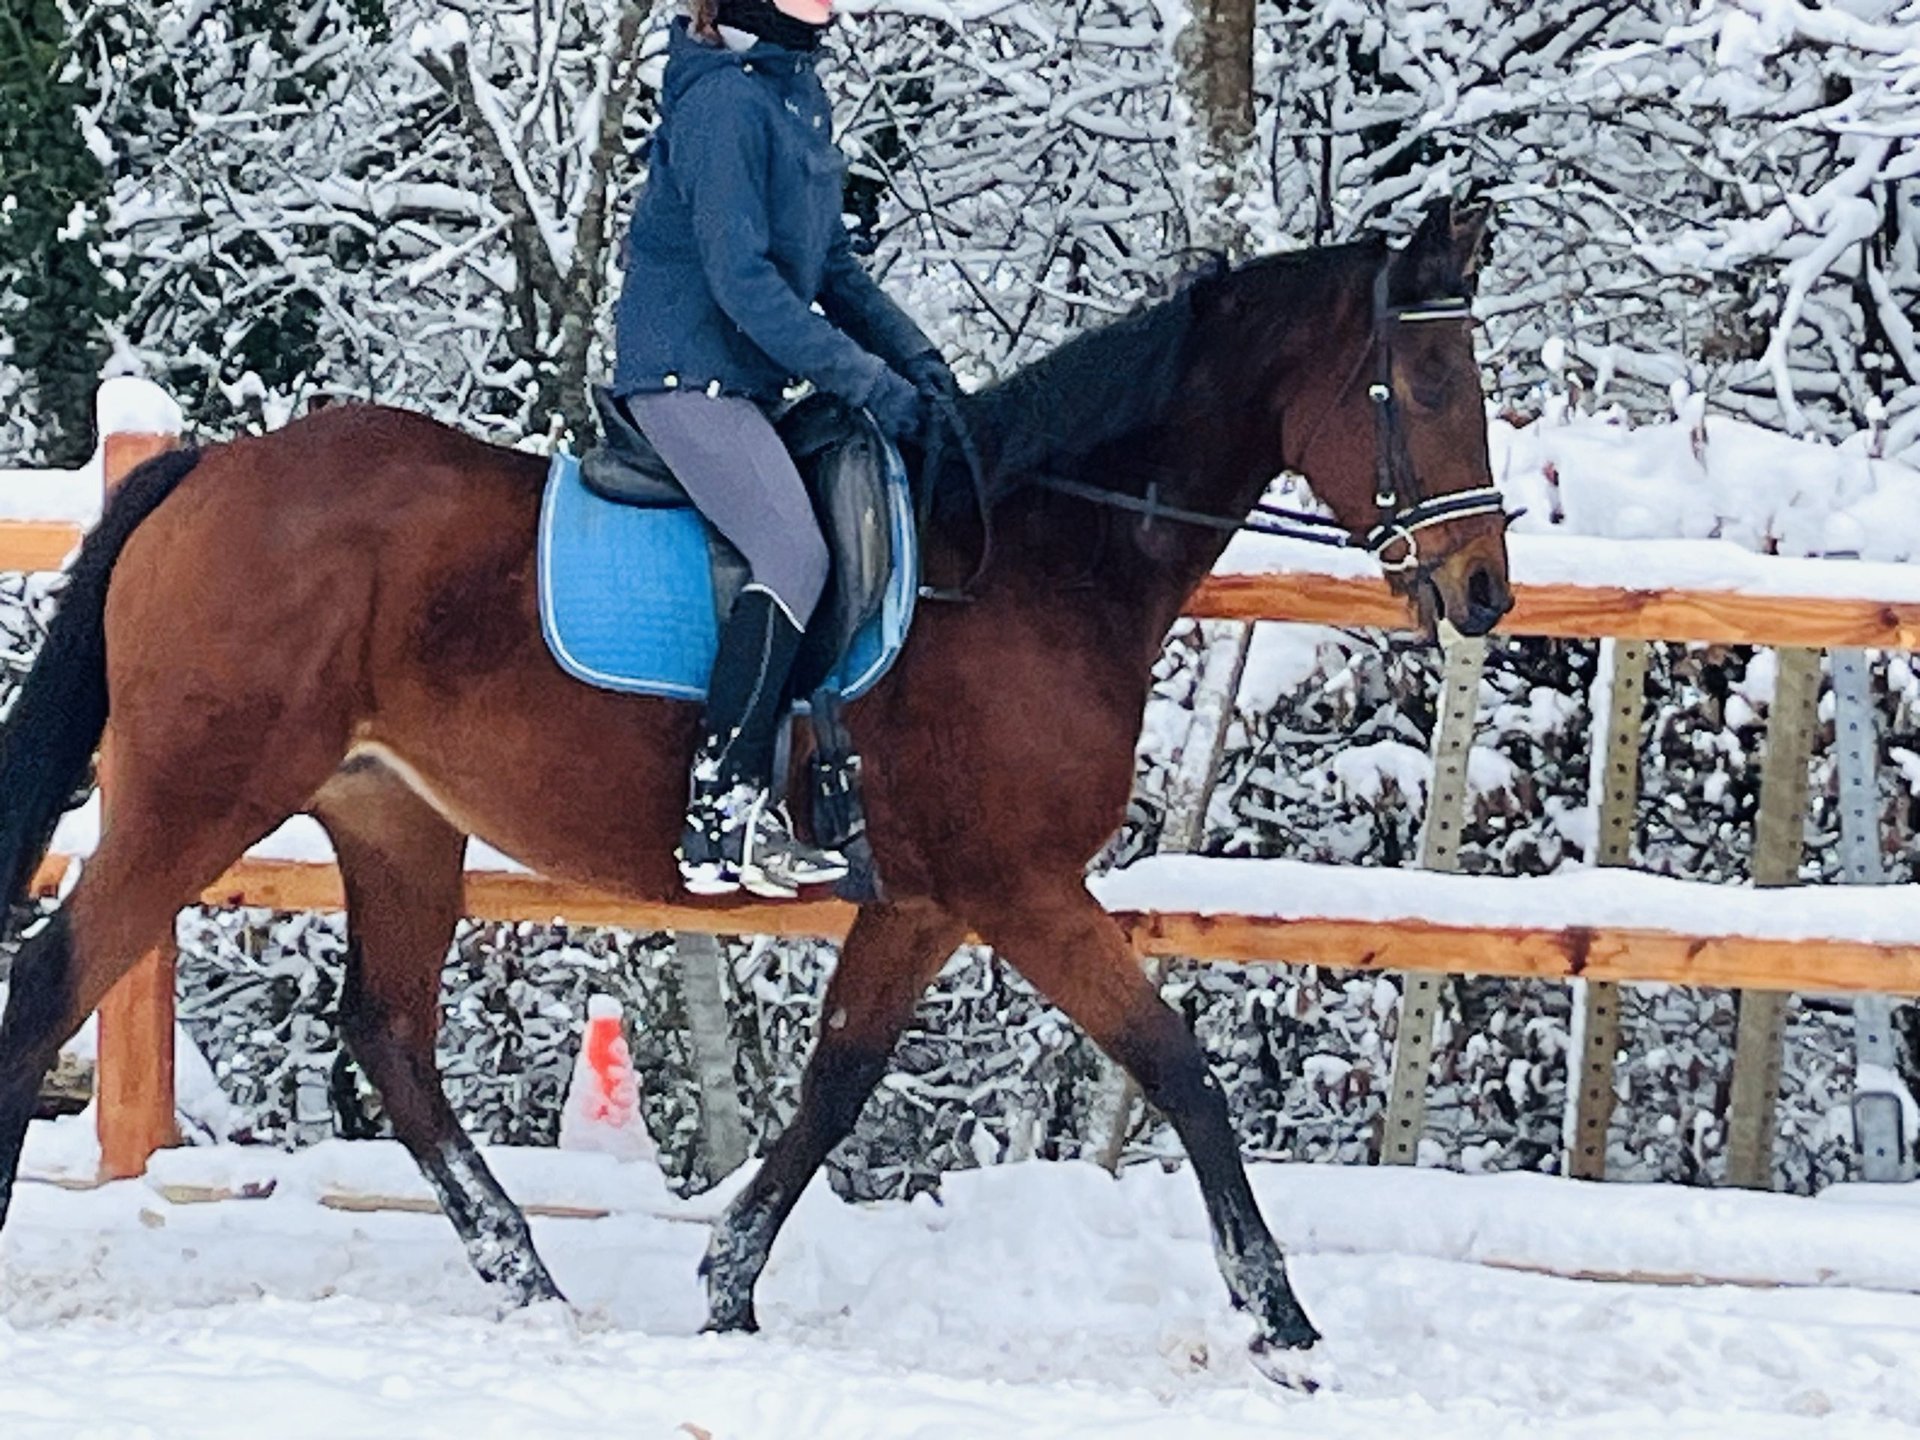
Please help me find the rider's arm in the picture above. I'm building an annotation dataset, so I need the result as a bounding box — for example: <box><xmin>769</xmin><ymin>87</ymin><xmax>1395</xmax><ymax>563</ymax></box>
<box><xmin>818</xmin><ymin>220</ymin><xmax>938</xmax><ymax>374</ymax></box>
<box><xmin>673</xmin><ymin>77</ymin><xmax>889</xmax><ymax>402</ymax></box>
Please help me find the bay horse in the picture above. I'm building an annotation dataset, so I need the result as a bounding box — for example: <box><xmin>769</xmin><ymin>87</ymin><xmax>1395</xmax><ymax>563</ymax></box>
<box><xmin>0</xmin><ymin>200</ymin><xmax>1510</xmax><ymax>1372</ymax></box>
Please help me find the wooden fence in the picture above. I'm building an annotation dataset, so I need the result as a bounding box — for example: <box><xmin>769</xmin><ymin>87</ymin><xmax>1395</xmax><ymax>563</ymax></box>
<box><xmin>10</xmin><ymin>390</ymin><xmax>1919</xmax><ymax>1191</ymax></box>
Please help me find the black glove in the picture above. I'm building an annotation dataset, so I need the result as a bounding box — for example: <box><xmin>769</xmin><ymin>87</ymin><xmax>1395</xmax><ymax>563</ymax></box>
<box><xmin>862</xmin><ymin>367</ymin><xmax>924</xmax><ymax>444</ymax></box>
<box><xmin>900</xmin><ymin>349</ymin><xmax>959</xmax><ymax>408</ymax></box>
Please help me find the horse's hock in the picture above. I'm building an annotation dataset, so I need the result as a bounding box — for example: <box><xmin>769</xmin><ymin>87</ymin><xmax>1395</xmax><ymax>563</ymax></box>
<box><xmin>11</xmin><ymin>382</ymin><xmax>1920</xmax><ymax>1191</ymax></box>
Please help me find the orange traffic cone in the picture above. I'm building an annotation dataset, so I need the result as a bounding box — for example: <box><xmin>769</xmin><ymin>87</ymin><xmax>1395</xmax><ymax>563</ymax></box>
<box><xmin>559</xmin><ymin>994</ymin><xmax>655</xmax><ymax>1161</ymax></box>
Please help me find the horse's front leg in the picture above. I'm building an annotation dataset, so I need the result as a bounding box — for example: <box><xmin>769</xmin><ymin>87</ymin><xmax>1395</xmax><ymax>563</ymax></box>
<box><xmin>703</xmin><ymin>898</ymin><xmax>965</xmax><ymax>1332</ymax></box>
<box><xmin>972</xmin><ymin>883</ymin><xmax>1322</xmax><ymax>1362</ymax></box>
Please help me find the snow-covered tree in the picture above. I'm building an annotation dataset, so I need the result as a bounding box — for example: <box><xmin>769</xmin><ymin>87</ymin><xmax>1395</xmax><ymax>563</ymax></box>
<box><xmin>0</xmin><ymin>0</ymin><xmax>118</xmax><ymax>462</ymax></box>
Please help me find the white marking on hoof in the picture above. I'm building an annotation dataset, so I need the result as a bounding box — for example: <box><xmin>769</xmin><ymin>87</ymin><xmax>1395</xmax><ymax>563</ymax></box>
<box><xmin>1249</xmin><ymin>1338</ymin><xmax>1338</xmax><ymax>1393</ymax></box>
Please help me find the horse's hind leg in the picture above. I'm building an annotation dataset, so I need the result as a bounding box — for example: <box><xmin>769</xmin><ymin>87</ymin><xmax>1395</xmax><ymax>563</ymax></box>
<box><xmin>0</xmin><ymin>911</ymin><xmax>85</xmax><ymax>1221</ymax></box>
<box><xmin>704</xmin><ymin>899</ymin><xmax>965</xmax><ymax>1331</ymax></box>
<box><xmin>313</xmin><ymin>761</ymin><xmax>562</xmax><ymax>1306</ymax></box>
<box><xmin>0</xmin><ymin>760</ymin><xmax>338</xmax><ymax>1224</ymax></box>
<box><xmin>973</xmin><ymin>885</ymin><xmax>1321</xmax><ymax>1357</ymax></box>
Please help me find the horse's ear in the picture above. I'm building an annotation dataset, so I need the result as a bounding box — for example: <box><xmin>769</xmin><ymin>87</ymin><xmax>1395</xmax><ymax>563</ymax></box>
<box><xmin>1408</xmin><ymin>198</ymin><xmax>1453</xmax><ymax>258</ymax></box>
<box><xmin>1451</xmin><ymin>203</ymin><xmax>1493</xmax><ymax>281</ymax></box>
<box><xmin>1390</xmin><ymin>199</ymin><xmax>1458</xmax><ymax>302</ymax></box>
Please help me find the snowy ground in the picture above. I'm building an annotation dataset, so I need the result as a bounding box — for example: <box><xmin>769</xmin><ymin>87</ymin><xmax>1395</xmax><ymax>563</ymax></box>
<box><xmin>9</xmin><ymin>1129</ymin><xmax>1920</xmax><ymax>1436</ymax></box>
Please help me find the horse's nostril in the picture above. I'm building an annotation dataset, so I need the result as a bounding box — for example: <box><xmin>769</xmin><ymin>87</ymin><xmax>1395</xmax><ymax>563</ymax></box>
<box><xmin>1467</xmin><ymin>565</ymin><xmax>1495</xmax><ymax>615</ymax></box>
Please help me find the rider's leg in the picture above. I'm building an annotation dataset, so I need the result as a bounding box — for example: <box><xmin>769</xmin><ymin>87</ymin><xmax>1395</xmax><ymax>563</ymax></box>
<box><xmin>621</xmin><ymin>392</ymin><xmax>841</xmax><ymax>898</ymax></box>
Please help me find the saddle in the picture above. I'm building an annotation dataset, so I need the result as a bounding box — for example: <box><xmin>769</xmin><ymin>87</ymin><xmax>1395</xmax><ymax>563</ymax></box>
<box><xmin>579</xmin><ymin>387</ymin><xmax>900</xmax><ymax>700</ymax></box>
<box><xmin>538</xmin><ymin>386</ymin><xmax>918</xmax><ymax>900</ymax></box>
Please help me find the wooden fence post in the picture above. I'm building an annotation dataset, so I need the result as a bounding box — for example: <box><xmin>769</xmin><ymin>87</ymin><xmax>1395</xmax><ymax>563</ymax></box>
<box><xmin>1724</xmin><ymin>645</ymin><xmax>1820</xmax><ymax>1190</ymax></box>
<box><xmin>1380</xmin><ymin>634</ymin><xmax>1486</xmax><ymax>1165</ymax></box>
<box><xmin>1567</xmin><ymin>638</ymin><xmax>1649</xmax><ymax>1180</ymax></box>
<box><xmin>93</xmin><ymin>378</ymin><xmax>183</xmax><ymax>1181</ymax></box>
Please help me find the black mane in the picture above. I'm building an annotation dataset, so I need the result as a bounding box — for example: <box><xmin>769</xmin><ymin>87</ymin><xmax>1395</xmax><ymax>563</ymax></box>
<box><xmin>953</xmin><ymin>241</ymin><xmax>1381</xmax><ymax>502</ymax></box>
<box><xmin>956</xmin><ymin>281</ymin><xmax>1201</xmax><ymax>499</ymax></box>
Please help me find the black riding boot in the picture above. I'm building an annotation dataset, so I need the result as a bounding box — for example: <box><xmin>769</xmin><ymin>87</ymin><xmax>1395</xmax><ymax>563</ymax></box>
<box><xmin>679</xmin><ymin>584</ymin><xmax>848</xmax><ymax>898</ymax></box>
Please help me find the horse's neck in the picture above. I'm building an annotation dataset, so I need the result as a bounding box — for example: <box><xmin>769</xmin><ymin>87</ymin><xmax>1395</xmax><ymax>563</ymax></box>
<box><xmin>1126</xmin><ymin>273</ymin><xmax>1371</xmax><ymax>624</ymax></box>
<box><xmin>962</xmin><ymin>253</ymin><xmax>1365</xmax><ymax>657</ymax></box>
<box><xmin>1124</xmin><ymin>455</ymin><xmax>1274</xmax><ymax>646</ymax></box>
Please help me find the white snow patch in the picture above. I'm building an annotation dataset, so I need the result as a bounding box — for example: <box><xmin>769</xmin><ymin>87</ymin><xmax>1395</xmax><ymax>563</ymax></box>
<box><xmin>95</xmin><ymin>376</ymin><xmax>182</xmax><ymax>440</ymax></box>
<box><xmin>1221</xmin><ymin>530</ymin><xmax>1920</xmax><ymax>603</ymax></box>
<box><xmin>49</xmin><ymin>794</ymin><xmax>537</xmax><ymax>876</ymax></box>
<box><xmin>1092</xmin><ymin>855</ymin><xmax>1920</xmax><ymax>947</ymax></box>
<box><xmin>0</xmin><ymin>460</ymin><xmax>101</xmax><ymax>524</ymax></box>
<box><xmin>408</xmin><ymin>10</ymin><xmax>472</xmax><ymax>63</ymax></box>
<box><xmin>1237</xmin><ymin>623</ymin><xmax>1335</xmax><ymax>712</ymax></box>
<box><xmin>12</xmin><ymin>1148</ymin><xmax>1920</xmax><ymax>1434</ymax></box>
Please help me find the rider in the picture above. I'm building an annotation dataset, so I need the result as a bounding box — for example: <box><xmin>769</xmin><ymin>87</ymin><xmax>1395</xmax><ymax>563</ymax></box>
<box><xmin>613</xmin><ymin>0</ymin><xmax>955</xmax><ymax>899</ymax></box>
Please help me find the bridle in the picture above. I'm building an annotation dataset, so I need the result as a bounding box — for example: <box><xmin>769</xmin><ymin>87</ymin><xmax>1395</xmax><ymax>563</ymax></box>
<box><xmin>1020</xmin><ymin>260</ymin><xmax>1510</xmax><ymax>576</ymax></box>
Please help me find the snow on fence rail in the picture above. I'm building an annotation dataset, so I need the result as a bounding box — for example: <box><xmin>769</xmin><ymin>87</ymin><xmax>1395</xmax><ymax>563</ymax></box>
<box><xmin>8</xmin><ymin>387</ymin><xmax>1919</xmax><ymax>1195</ymax></box>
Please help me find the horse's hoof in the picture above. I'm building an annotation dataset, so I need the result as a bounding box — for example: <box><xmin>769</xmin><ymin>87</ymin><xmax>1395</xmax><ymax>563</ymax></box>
<box><xmin>501</xmin><ymin>1295</ymin><xmax>579</xmax><ymax>1335</ymax></box>
<box><xmin>495</xmin><ymin>1273</ymin><xmax>568</xmax><ymax>1313</ymax></box>
<box><xmin>700</xmin><ymin>1304</ymin><xmax>760</xmax><ymax>1336</ymax></box>
<box><xmin>1248</xmin><ymin>1337</ymin><xmax>1336</xmax><ymax>1393</ymax></box>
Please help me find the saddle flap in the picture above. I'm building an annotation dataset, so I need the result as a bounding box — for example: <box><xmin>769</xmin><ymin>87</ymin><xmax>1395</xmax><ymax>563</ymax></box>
<box><xmin>779</xmin><ymin>394</ymin><xmax>893</xmax><ymax>695</ymax></box>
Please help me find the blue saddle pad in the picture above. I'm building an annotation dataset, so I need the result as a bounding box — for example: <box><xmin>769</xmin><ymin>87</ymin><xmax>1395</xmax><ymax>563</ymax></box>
<box><xmin>538</xmin><ymin>450</ymin><xmax>917</xmax><ymax>704</ymax></box>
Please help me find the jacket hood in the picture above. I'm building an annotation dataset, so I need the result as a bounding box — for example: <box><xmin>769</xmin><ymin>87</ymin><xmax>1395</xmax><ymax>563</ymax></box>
<box><xmin>660</xmin><ymin>16</ymin><xmax>815</xmax><ymax>114</ymax></box>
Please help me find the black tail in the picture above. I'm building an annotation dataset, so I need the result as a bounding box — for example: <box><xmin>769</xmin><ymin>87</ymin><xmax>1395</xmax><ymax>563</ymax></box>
<box><xmin>0</xmin><ymin>447</ymin><xmax>203</xmax><ymax>914</ymax></box>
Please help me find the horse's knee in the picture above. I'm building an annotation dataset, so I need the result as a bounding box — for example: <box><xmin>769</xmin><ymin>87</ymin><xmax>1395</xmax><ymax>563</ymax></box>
<box><xmin>1109</xmin><ymin>1005</ymin><xmax>1221</xmax><ymax>1118</ymax></box>
<box><xmin>336</xmin><ymin>943</ymin><xmax>445</xmax><ymax>1137</ymax></box>
<box><xmin>804</xmin><ymin>1043</ymin><xmax>890</xmax><ymax>1139</ymax></box>
<box><xmin>335</xmin><ymin>954</ymin><xmax>385</xmax><ymax>1059</ymax></box>
<box><xmin>338</xmin><ymin>944</ymin><xmax>426</xmax><ymax>1056</ymax></box>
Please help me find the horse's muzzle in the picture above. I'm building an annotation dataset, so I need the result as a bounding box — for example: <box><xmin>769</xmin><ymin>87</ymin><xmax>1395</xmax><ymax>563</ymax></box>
<box><xmin>1421</xmin><ymin>553</ymin><xmax>1514</xmax><ymax>639</ymax></box>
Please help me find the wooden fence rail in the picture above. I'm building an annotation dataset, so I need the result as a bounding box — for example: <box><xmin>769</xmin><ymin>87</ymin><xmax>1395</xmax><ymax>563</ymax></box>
<box><xmin>8</xmin><ymin>395</ymin><xmax>1918</xmax><ymax>1190</ymax></box>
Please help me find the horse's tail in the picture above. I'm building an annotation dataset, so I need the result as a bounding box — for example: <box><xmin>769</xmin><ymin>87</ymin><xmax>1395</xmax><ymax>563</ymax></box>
<box><xmin>0</xmin><ymin>447</ymin><xmax>203</xmax><ymax>912</ymax></box>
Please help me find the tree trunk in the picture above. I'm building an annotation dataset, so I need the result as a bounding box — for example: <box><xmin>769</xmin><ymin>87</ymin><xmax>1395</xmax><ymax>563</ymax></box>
<box><xmin>1174</xmin><ymin>0</ymin><xmax>1257</xmax><ymax>257</ymax></box>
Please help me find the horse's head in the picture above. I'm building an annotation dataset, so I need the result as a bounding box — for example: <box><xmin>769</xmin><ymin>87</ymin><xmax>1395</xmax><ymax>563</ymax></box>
<box><xmin>1198</xmin><ymin>200</ymin><xmax>1514</xmax><ymax>639</ymax></box>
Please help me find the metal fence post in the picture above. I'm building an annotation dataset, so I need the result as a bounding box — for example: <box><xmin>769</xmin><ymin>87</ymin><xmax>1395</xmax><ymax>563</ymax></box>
<box><xmin>1380</xmin><ymin>635</ymin><xmax>1486</xmax><ymax>1165</ymax></box>
<box><xmin>679</xmin><ymin>931</ymin><xmax>749</xmax><ymax>1186</ymax></box>
<box><xmin>1832</xmin><ymin>647</ymin><xmax>1909</xmax><ymax>1181</ymax></box>
<box><xmin>1725</xmin><ymin>645</ymin><xmax>1820</xmax><ymax>1190</ymax></box>
<box><xmin>1568</xmin><ymin>639</ymin><xmax>1648</xmax><ymax>1181</ymax></box>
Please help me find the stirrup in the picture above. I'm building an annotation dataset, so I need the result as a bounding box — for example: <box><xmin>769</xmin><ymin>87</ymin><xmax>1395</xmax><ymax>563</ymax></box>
<box><xmin>738</xmin><ymin>798</ymin><xmax>848</xmax><ymax>900</ymax></box>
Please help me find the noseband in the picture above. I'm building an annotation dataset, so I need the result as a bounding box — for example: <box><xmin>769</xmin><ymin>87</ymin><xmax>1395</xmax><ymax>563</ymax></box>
<box><xmin>1023</xmin><ymin>261</ymin><xmax>1511</xmax><ymax>574</ymax></box>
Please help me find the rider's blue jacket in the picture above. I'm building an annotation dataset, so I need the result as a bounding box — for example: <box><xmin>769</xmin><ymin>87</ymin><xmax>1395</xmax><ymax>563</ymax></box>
<box><xmin>612</xmin><ymin>19</ymin><xmax>932</xmax><ymax>406</ymax></box>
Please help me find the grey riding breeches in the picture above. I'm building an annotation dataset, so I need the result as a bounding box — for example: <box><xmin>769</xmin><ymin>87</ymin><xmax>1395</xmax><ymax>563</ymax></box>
<box><xmin>621</xmin><ymin>391</ymin><xmax>829</xmax><ymax>625</ymax></box>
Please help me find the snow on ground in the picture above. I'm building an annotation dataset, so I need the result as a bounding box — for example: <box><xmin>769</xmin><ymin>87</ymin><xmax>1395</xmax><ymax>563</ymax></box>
<box><xmin>9</xmin><ymin>1134</ymin><xmax>1920</xmax><ymax>1436</ymax></box>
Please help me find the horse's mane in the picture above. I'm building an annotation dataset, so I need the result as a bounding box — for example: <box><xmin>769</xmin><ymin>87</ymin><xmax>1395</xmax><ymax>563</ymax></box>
<box><xmin>956</xmin><ymin>278</ymin><xmax>1203</xmax><ymax>497</ymax></box>
<box><xmin>953</xmin><ymin>242</ymin><xmax>1379</xmax><ymax>503</ymax></box>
